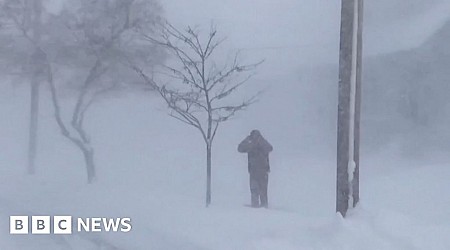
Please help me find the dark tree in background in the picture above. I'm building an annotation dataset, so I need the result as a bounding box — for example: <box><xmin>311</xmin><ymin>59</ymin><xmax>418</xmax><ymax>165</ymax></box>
<box><xmin>45</xmin><ymin>0</ymin><xmax>163</xmax><ymax>183</ymax></box>
<box><xmin>134</xmin><ymin>23</ymin><xmax>262</xmax><ymax>206</ymax></box>
<box><xmin>0</xmin><ymin>0</ymin><xmax>163</xmax><ymax>183</ymax></box>
<box><xmin>336</xmin><ymin>0</ymin><xmax>363</xmax><ymax>217</ymax></box>
<box><xmin>0</xmin><ymin>0</ymin><xmax>44</xmax><ymax>175</ymax></box>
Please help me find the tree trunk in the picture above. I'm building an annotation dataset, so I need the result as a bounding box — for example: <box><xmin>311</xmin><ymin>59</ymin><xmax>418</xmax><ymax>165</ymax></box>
<box><xmin>82</xmin><ymin>147</ymin><xmax>96</xmax><ymax>184</ymax></box>
<box><xmin>206</xmin><ymin>143</ymin><xmax>212</xmax><ymax>207</ymax></box>
<box><xmin>27</xmin><ymin>0</ymin><xmax>42</xmax><ymax>175</ymax></box>
<box><xmin>47</xmin><ymin>63</ymin><xmax>97</xmax><ymax>184</ymax></box>
<box><xmin>27</xmin><ymin>77</ymin><xmax>40</xmax><ymax>174</ymax></box>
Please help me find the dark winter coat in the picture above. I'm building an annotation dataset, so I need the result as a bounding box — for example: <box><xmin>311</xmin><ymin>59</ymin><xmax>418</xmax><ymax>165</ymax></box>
<box><xmin>238</xmin><ymin>134</ymin><xmax>273</xmax><ymax>174</ymax></box>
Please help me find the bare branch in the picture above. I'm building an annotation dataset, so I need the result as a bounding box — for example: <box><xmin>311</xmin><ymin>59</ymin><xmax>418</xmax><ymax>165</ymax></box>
<box><xmin>46</xmin><ymin>62</ymin><xmax>86</xmax><ymax>149</ymax></box>
<box><xmin>211</xmin><ymin>74</ymin><xmax>253</xmax><ymax>102</ymax></box>
<box><xmin>5</xmin><ymin>6</ymin><xmax>34</xmax><ymax>44</ymax></box>
<box><xmin>160</xmin><ymin>63</ymin><xmax>202</xmax><ymax>90</ymax></box>
<box><xmin>205</xmin><ymin>37</ymin><xmax>225</xmax><ymax>59</ymax></box>
<box><xmin>133</xmin><ymin>65</ymin><xmax>207</xmax><ymax>137</ymax></box>
<box><xmin>207</xmin><ymin>53</ymin><xmax>263</xmax><ymax>92</ymax></box>
<box><xmin>204</xmin><ymin>24</ymin><xmax>226</xmax><ymax>59</ymax></box>
<box><xmin>137</xmin><ymin>22</ymin><xmax>263</xmax><ymax>153</ymax></box>
<box><xmin>211</xmin><ymin>121</ymin><xmax>219</xmax><ymax>141</ymax></box>
<box><xmin>213</xmin><ymin>91</ymin><xmax>260</xmax><ymax>123</ymax></box>
<box><xmin>188</xmin><ymin>26</ymin><xmax>204</xmax><ymax>56</ymax></box>
<box><xmin>166</xmin><ymin>23</ymin><xmax>202</xmax><ymax>57</ymax></box>
<box><xmin>71</xmin><ymin>59</ymin><xmax>106</xmax><ymax>143</ymax></box>
<box><xmin>141</xmin><ymin>25</ymin><xmax>204</xmax><ymax>82</ymax></box>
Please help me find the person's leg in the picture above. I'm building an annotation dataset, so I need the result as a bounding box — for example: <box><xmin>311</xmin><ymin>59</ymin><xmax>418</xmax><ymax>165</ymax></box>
<box><xmin>259</xmin><ymin>173</ymin><xmax>269</xmax><ymax>208</ymax></box>
<box><xmin>249</xmin><ymin>174</ymin><xmax>260</xmax><ymax>207</ymax></box>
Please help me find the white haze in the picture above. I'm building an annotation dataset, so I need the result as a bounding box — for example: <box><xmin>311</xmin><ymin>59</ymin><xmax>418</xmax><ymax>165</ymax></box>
<box><xmin>0</xmin><ymin>0</ymin><xmax>450</xmax><ymax>249</ymax></box>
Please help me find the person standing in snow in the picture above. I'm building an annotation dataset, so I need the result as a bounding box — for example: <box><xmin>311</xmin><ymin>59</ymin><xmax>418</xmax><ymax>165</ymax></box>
<box><xmin>238</xmin><ymin>129</ymin><xmax>273</xmax><ymax>208</ymax></box>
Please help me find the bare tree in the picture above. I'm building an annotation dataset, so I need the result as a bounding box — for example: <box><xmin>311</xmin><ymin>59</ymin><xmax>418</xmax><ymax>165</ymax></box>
<box><xmin>134</xmin><ymin>23</ymin><xmax>262</xmax><ymax>206</ymax></box>
<box><xmin>45</xmin><ymin>0</ymin><xmax>162</xmax><ymax>183</ymax></box>
<box><xmin>0</xmin><ymin>0</ymin><xmax>44</xmax><ymax>174</ymax></box>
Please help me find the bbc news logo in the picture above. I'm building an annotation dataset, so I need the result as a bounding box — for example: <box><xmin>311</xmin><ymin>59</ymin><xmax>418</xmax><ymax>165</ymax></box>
<box><xmin>10</xmin><ymin>216</ymin><xmax>132</xmax><ymax>234</ymax></box>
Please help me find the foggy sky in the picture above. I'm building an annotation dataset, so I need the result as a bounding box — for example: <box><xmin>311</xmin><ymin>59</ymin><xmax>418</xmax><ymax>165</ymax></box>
<box><xmin>163</xmin><ymin>0</ymin><xmax>450</xmax><ymax>64</ymax></box>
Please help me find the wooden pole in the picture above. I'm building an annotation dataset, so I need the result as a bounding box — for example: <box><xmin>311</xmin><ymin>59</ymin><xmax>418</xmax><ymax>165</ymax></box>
<box><xmin>336</xmin><ymin>0</ymin><xmax>363</xmax><ymax>217</ymax></box>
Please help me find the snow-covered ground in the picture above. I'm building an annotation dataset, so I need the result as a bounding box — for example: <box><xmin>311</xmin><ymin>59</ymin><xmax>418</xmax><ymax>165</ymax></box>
<box><xmin>1</xmin><ymin>86</ymin><xmax>450</xmax><ymax>250</ymax></box>
<box><xmin>1</xmin><ymin>149</ymin><xmax>450</xmax><ymax>249</ymax></box>
<box><xmin>2</xmin><ymin>1</ymin><xmax>450</xmax><ymax>247</ymax></box>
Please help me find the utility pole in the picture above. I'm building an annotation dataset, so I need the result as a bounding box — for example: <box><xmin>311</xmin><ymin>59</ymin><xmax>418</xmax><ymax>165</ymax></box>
<box><xmin>336</xmin><ymin>0</ymin><xmax>363</xmax><ymax>217</ymax></box>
